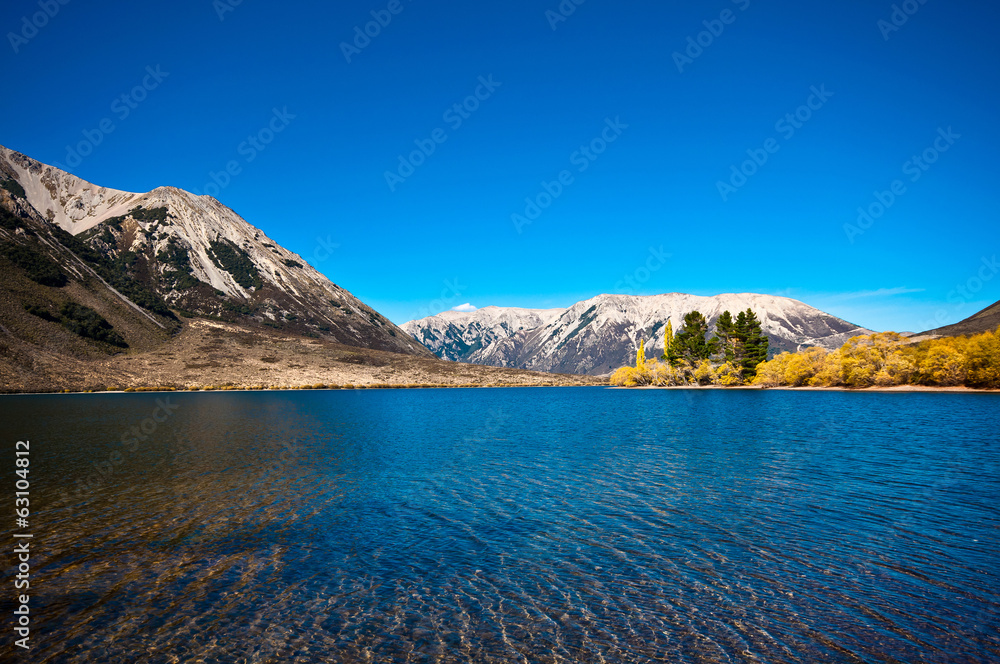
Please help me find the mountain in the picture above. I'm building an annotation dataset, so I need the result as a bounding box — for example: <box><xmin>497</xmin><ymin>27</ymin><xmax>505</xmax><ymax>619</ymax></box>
<box><xmin>407</xmin><ymin>307</ymin><xmax>564</xmax><ymax>363</ymax></box>
<box><xmin>918</xmin><ymin>300</ymin><xmax>1000</xmax><ymax>338</ymax></box>
<box><xmin>403</xmin><ymin>293</ymin><xmax>874</xmax><ymax>375</ymax></box>
<box><xmin>0</xmin><ymin>145</ymin><xmax>428</xmax><ymax>356</ymax></box>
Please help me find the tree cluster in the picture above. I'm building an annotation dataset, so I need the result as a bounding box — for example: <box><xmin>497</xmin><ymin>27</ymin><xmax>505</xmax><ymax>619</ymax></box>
<box><xmin>25</xmin><ymin>300</ymin><xmax>128</xmax><ymax>348</ymax></box>
<box><xmin>208</xmin><ymin>238</ymin><xmax>263</xmax><ymax>290</ymax></box>
<box><xmin>1</xmin><ymin>241</ymin><xmax>68</xmax><ymax>288</ymax></box>
<box><xmin>752</xmin><ymin>328</ymin><xmax>1000</xmax><ymax>389</ymax></box>
<box><xmin>614</xmin><ymin>308</ymin><xmax>770</xmax><ymax>386</ymax></box>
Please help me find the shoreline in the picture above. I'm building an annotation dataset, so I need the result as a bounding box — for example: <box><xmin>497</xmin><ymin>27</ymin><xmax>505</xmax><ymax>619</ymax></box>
<box><xmin>0</xmin><ymin>383</ymin><xmax>606</xmax><ymax>396</ymax></box>
<box><xmin>619</xmin><ymin>384</ymin><xmax>1000</xmax><ymax>394</ymax></box>
<box><xmin>3</xmin><ymin>383</ymin><xmax>999</xmax><ymax>396</ymax></box>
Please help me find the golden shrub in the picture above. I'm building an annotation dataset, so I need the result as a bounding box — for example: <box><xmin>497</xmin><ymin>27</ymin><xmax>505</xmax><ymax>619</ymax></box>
<box><xmin>715</xmin><ymin>361</ymin><xmax>743</xmax><ymax>386</ymax></box>
<box><xmin>965</xmin><ymin>327</ymin><xmax>1000</xmax><ymax>388</ymax></box>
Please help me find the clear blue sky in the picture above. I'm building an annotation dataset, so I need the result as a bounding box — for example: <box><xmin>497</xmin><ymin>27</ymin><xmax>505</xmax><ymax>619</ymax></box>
<box><xmin>2</xmin><ymin>0</ymin><xmax>998</xmax><ymax>331</ymax></box>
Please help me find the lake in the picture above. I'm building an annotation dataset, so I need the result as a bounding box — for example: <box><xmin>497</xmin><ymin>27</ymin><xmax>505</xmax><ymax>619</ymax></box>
<box><xmin>2</xmin><ymin>387</ymin><xmax>998</xmax><ymax>662</ymax></box>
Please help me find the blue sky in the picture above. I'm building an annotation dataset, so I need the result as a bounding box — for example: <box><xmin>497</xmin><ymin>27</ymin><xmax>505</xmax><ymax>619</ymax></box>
<box><xmin>2</xmin><ymin>0</ymin><xmax>998</xmax><ymax>331</ymax></box>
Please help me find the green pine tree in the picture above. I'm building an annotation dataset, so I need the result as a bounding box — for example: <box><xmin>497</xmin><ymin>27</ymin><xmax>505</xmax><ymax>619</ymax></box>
<box><xmin>733</xmin><ymin>310</ymin><xmax>749</xmax><ymax>367</ymax></box>
<box><xmin>714</xmin><ymin>310</ymin><xmax>736</xmax><ymax>363</ymax></box>
<box><xmin>739</xmin><ymin>308</ymin><xmax>769</xmax><ymax>378</ymax></box>
<box><xmin>671</xmin><ymin>311</ymin><xmax>718</xmax><ymax>365</ymax></box>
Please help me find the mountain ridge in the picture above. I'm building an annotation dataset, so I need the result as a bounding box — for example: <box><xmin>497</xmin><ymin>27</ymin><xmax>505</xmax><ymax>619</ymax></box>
<box><xmin>918</xmin><ymin>299</ymin><xmax>1000</xmax><ymax>339</ymax></box>
<box><xmin>403</xmin><ymin>292</ymin><xmax>875</xmax><ymax>375</ymax></box>
<box><xmin>0</xmin><ymin>144</ymin><xmax>429</xmax><ymax>356</ymax></box>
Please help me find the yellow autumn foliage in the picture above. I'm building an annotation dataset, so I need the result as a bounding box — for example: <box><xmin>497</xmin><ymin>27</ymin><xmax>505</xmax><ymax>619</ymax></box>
<box><xmin>784</xmin><ymin>346</ymin><xmax>829</xmax><ymax>386</ymax></box>
<box><xmin>715</xmin><ymin>361</ymin><xmax>743</xmax><ymax>386</ymax></box>
<box><xmin>694</xmin><ymin>359</ymin><xmax>716</xmax><ymax>385</ymax></box>
<box><xmin>610</xmin><ymin>365</ymin><xmax>644</xmax><ymax>387</ymax></box>
<box><xmin>612</xmin><ymin>326</ymin><xmax>1000</xmax><ymax>390</ymax></box>
<box><xmin>749</xmin><ymin>327</ymin><xmax>1000</xmax><ymax>389</ymax></box>
<box><xmin>965</xmin><ymin>329</ymin><xmax>1000</xmax><ymax>387</ymax></box>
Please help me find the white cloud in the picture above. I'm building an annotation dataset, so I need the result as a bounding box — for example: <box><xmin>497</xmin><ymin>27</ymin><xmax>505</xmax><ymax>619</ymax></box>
<box><xmin>451</xmin><ymin>303</ymin><xmax>477</xmax><ymax>312</ymax></box>
<box><xmin>835</xmin><ymin>287</ymin><xmax>925</xmax><ymax>300</ymax></box>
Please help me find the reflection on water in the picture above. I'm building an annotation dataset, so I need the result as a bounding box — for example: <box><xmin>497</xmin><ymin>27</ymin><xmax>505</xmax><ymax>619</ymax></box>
<box><xmin>3</xmin><ymin>388</ymin><xmax>999</xmax><ymax>662</ymax></box>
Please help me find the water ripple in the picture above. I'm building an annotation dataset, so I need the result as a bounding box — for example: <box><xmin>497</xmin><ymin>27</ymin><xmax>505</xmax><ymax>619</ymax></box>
<box><xmin>2</xmin><ymin>388</ymin><xmax>998</xmax><ymax>662</ymax></box>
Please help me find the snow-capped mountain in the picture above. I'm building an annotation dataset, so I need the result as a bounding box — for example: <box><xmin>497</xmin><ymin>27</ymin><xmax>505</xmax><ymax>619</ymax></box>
<box><xmin>403</xmin><ymin>294</ymin><xmax>874</xmax><ymax>375</ymax></box>
<box><xmin>0</xmin><ymin>145</ymin><xmax>429</xmax><ymax>356</ymax></box>
<box><xmin>406</xmin><ymin>306</ymin><xmax>564</xmax><ymax>363</ymax></box>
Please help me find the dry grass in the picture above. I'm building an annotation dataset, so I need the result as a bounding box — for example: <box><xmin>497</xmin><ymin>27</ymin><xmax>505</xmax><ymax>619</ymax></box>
<box><xmin>0</xmin><ymin>318</ymin><xmax>605</xmax><ymax>393</ymax></box>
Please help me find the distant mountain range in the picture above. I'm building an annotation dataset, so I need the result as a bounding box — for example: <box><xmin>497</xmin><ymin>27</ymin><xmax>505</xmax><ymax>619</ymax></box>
<box><xmin>0</xmin><ymin>145</ymin><xmax>427</xmax><ymax>356</ymax></box>
<box><xmin>402</xmin><ymin>293</ymin><xmax>874</xmax><ymax>376</ymax></box>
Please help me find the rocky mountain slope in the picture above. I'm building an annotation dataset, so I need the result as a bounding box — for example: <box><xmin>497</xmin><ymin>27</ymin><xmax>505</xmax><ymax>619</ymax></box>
<box><xmin>403</xmin><ymin>293</ymin><xmax>874</xmax><ymax>375</ymax></box>
<box><xmin>0</xmin><ymin>145</ymin><xmax>428</xmax><ymax>356</ymax></box>
<box><xmin>0</xmin><ymin>190</ymin><xmax>595</xmax><ymax>392</ymax></box>
<box><xmin>410</xmin><ymin>307</ymin><xmax>564</xmax><ymax>363</ymax></box>
<box><xmin>918</xmin><ymin>299</ymin><xmax>1000</xmax><ymax>338</ymax></box>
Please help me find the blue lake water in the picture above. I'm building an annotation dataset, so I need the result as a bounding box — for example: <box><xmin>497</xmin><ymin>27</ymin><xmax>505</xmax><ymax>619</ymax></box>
<box><xmin>2</xmin><ymin>387</ymin><xmax>998</xmax><ymax>662</ymax></box>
